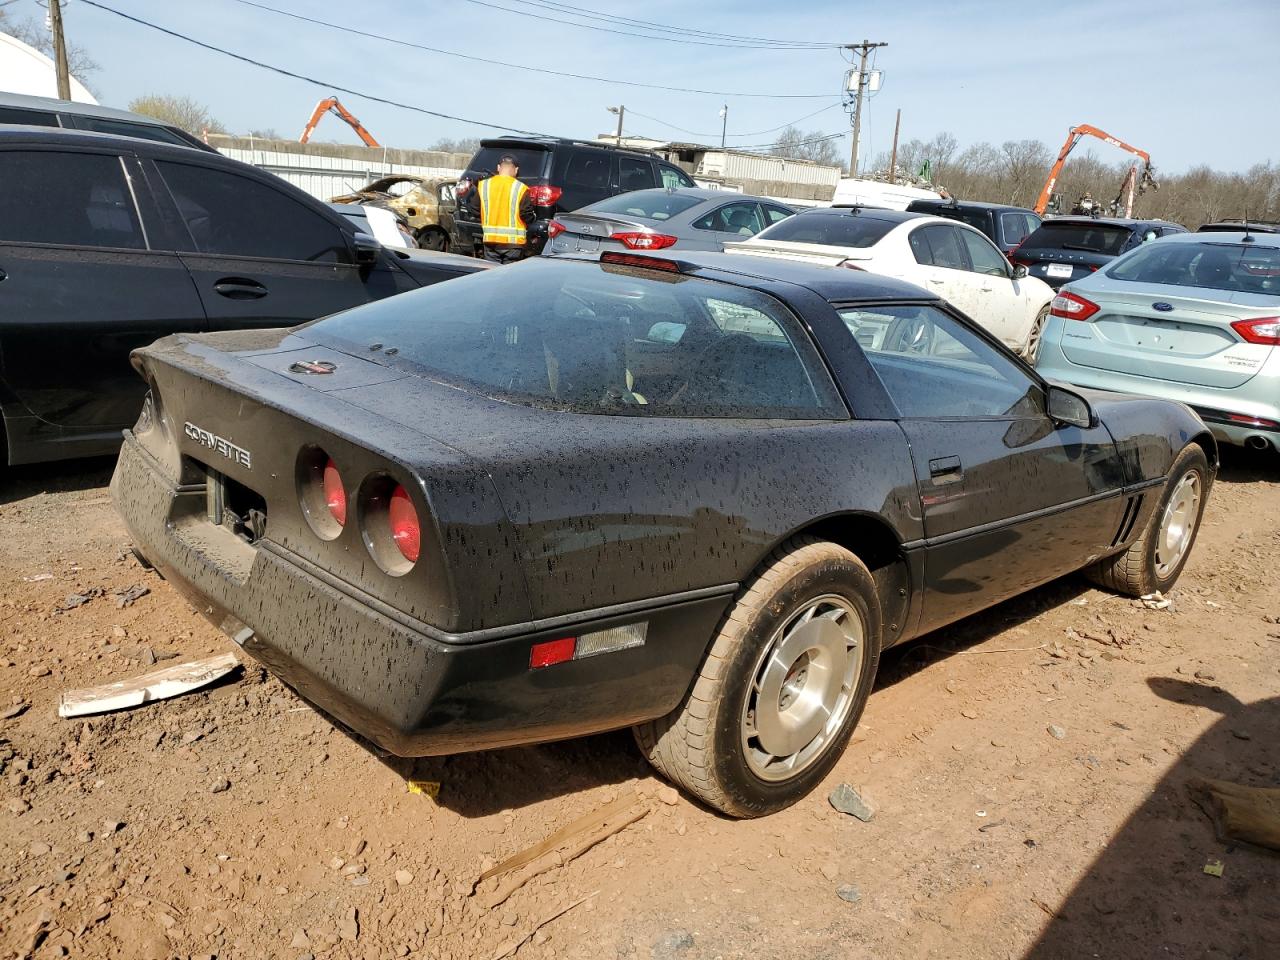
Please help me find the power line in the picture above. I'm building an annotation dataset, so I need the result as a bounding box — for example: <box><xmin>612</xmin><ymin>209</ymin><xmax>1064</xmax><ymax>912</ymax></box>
<box><xmin>453</xmin><ymin>0</ymin><xmax>841</xmax><ymax>49</ymax></box>
<box><xmin>227</xmin><ymin>0</ymin><xmax>835</xmax><ymax>99</ymax></box>
<box><xmin>79</xmin><ymin>0</ymin><xmax>553</xmax><ymax>135</ymax></box>
<box><xmin>625</xmin><ymin>102</ymin><xmax>843</xmax><ymax>140</ymax></box>
<box><xmin>488</xmin><ymin>0</ymin><xmax>834</xmax><ymax>48</ymax></box>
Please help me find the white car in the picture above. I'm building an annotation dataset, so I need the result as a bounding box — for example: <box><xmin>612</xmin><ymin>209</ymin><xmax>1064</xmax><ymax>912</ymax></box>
<box><xmin>728</xmin><ymin>207</ymin><xmax>1056</xmax><ymax>357</ymax></box>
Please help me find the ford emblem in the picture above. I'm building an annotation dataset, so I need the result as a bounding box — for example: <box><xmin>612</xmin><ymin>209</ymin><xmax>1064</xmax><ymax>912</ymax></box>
<box><xmin>1152</xmin><ymin>302</ymin><xmax>1174</xmax><ymax>312</ymax></box>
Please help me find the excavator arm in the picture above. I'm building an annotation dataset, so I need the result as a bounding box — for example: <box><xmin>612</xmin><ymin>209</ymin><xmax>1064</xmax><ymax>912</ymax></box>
<box><xmin>299</xmin><ymin>97</ymin><xmax>381</xmax><ymax>148</ymax></box>
<box><xmin>1033</xmin><ymin>123</ymin><xmax>1153</xmax><ymax>215</ymax></box>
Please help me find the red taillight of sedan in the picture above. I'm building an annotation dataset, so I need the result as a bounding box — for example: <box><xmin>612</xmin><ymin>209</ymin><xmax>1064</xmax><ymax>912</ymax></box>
<box><xmin>1231</xmin><ymin>316</ymin><xmax>1280</xmax><ymax>345</ymax></box>
<box><xmin>388</xmin><ymin>485</ymin><xmax>421</xmax><ymax>564</ymax></box>
<box><xmin>1050</xmin><ymin>291</ymin><xmax>1101</xmax><ymax>321</ymax></box>
<box><xmin>546</xmin><ymin>220</ymin><xmax>566</xmax><ymax>239</ymax></box>
<box><xmin>613</xmin><ymin>232</ymin><xmax>677</xmax><ymax>251</ymax></box>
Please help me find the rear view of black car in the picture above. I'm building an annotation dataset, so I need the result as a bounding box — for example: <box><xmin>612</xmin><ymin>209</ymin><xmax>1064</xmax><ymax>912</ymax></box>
<box><xmin>0</xmin><ymin>127</ymin><xmax>485</xmax><ymax>468</ymax></box>
<box><xmin>905</xmin><ymin>199</ymin><xmax>1041</xmax><ymax>255</ymax></box>
<box><xmin>452</xmin><ymin>137</ymin><xmax>697</xmax><ymax>255</ymax></box>
<box><xmin>1009</xmin><ymin>216</ymin><xmax>1187</xmax><ymax>289</ymax></box>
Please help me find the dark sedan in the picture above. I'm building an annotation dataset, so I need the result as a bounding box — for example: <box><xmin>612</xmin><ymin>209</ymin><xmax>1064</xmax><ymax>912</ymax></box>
<box><xmin>0</xmin><ymin>127</ymin><xmax>486</xmax><ymax>467</ymax></box>
<box><xmin>111</xmin><ymin>250</ymin><xmax>1215</xmax><ymax>817</ymax></box>
<box><xmin>546</xmin><ymin>188</ymin><xmax>794</xmax><ymax>254</ymax></box>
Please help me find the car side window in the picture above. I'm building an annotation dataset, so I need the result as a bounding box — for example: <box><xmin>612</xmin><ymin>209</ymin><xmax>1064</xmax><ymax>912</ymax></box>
<box><xmin>915</xmin><ymin>224</ymin><xmax>968</xmax><ymax>270</ymax></box>
<box><xmin>0</xmin><ymin>107</ymin><xmax>60</xmax><ymax>126</ymax></box>
<box><xmin>74</xmin><ymin>117</ymin><xmax>191</xmax><ymax>147</ymax></box>
<box><xmin>694</xmin><ymin>202</ymin><xmax>764</xmax><ymax>236</ymax></box>
<box><xmin>617</xmin><ymin>157</ymin><xmax>657</xmax><ymax>191</ymax></box>
<box><xmin>0</xmin><ymin>150</ymin><xmax>145</xmax><ymax>250</ymax></box>
<box><xmin>659</xmin><ymin>164</ymin><xmax>696</xmax><ymax>189</ymax></box>
<box><xmin>763</xmin><ymin>204</ymin><xmax>794</xmax><ymax>225</ymax></box>
<box><xmin>958</xmin><ymin>228</ymin><xmax>1010</xmax><ymax>277</ymax></box>
<box><xmin>1000</xmin><ymin>212</ymin><xmax>1032</xmax><ymax>246</ymax></box>
<box><xmin>564</xmin><ymin>151</ymin><xmax>611</xmax><ymax>190</ymax></box>
<box><xmin>839</xmin><ymin>303</ymin><xmax>1041</xmax><ymax>419</ymax></box>
<box><xmin>156</xmin><ymin>161</ymin><xmax>349</xmax><ymax>262</ymax></box>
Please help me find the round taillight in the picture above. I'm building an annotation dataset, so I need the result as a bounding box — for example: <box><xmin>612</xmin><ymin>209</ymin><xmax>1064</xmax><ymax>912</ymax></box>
<box><xmin>388</xmin><ymin>485</ymin><xmax>420</xmax><ymax>563</ymax></box>
<box><xmin>323</xmin><ymin>457</ymin><xmax>347</xmax><ymax>526</ymax></box>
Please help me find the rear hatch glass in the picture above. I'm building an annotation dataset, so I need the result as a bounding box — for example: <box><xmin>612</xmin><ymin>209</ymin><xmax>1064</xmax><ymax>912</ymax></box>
<box><xmin>1023</xmin><ymin>221</ymin><xmax>1132</xmax><ymax>256</ymax></box>
<box><xmin>464</xmin><ymin>144</ymin><xmax>552</xmax><ymax>181</ymax></box>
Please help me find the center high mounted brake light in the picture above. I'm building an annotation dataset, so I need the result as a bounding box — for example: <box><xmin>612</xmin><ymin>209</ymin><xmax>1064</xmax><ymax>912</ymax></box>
<box><xmin>599</xmin><ymin>251</ymin><xmax>681</xmax><ymax>273</ymax></box>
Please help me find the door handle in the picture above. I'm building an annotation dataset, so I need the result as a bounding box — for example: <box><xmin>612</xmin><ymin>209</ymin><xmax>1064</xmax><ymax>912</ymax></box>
<box><xmin>927</xmin><ymin>278</ymin><xmax>946</xmax><ymax>285</ymax></box>
<box><xmin>928</xmin><ymin>455</ymin><xmax>963</xmax><ymax>484</ymax></box>
<box><xmin>213</xmin><ymin>278</ymin><xmax>268</xmax><ymax>300</ymax></box>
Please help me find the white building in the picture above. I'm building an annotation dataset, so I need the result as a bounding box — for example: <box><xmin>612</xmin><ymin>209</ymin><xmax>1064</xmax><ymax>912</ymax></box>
<box><xmin>0</xmin><ymin>31</ymin><xmax>96</xmax><ymax>103</ymax></box>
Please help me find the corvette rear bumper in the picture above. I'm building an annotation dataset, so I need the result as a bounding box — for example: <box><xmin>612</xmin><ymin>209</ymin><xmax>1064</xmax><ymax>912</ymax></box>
<box><xmin>110</xmin><ymin>433</ymin><xmax>729</xmax><ymax>756</ymax></box>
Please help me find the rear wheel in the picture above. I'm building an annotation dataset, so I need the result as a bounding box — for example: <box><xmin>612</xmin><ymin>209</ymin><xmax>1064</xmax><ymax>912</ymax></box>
<box><xmin>1086</xmin><ymin>444</ymin><xmax>1210</xmax><ymax>596</ymax></box>
<box><xmin>633</xmin><ymin>537</ymin><xmax>881</xmax><ymax>818</ymax></box>
<box><xmin>1022</xmin><ymin>304</ymin><xmax>1050</xmax><ymax>363</ymax></box>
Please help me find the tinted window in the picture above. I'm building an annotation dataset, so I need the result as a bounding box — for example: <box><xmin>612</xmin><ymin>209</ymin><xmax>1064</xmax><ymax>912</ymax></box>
<box><xmin>589</xmin><ymin>191</ymin><xmax>703</xmax><ymax>222</ymax></box>
<box><xmin>913</xmin><ymin>224</ymin><xmax>967</xmax><ymax>269</ymax></box>
<box><xmin>1000</xmin><ymin>212</ymin><xmax>1034</xmax><ymax>245</ymax></box>
<box><xmin>763</xmin><ymin>204</ymin><xmax>794</xmax><ymax>225</ymax></box>
<box><xmin>839</xmin><ymin>304</ymin><xmax>1040</xmax><ymax>418</ymax></box>
<box><xmin>958</xmin><ymin>228</ymin><xmax>1009</xmax><ymax>276</ymax></box>
<box><xmin>158</xmin><ymin>161</ymin><xmax>348</xmax><ymax>262</ymax></box>
<box><xmin>1107</xmin><ymin>241</ymin><xmax>1280</xmax><ymax>295</ymax></box>
<box><xmin>659</xmin><ymin>164</ymin><xmax>696</xmax><ymax>189</ymax></box>
<box><xmin>564</xmin><ymin>151</ymin><xmax>611</xmax><ymax>190</ymax></box>
<box><xmin>755</xmin><ymin>211</ymin><xmax>897</xmax><ymax>248</ymax></box>
<box><xmin>76</xmin><ymin>116</ymin><xmax>191</xmax><ymax>146</ymax></box>
<box><xmin>0</xmin><ymin>150</ymin><xmax>144</xmax><ymax>249</ymax></box>
<box><xmin>935</xmin><ymin>206</ymin><xmax>993</xmax><ymax>235</ymax></box>
<box><xmin>694</xmin><ymin>202</ymin><xmax>764</xmax><ymax>236</ymax></box>
<box><xmin>1023</xmin><ymin>221</ymin><xmax>1132</xmax><ymax>255</ymax></box>
<box><xmin>617</xmin><ymin>157</ymin><xmax>656</xmax><ymax>191</ymax></box>
<box><xmin>306</xmin><ymin>258</ymin><xmax>843</xmax><ymax>419</ymax></box>
<box><xmin>0</xmin><ymin>107</ymin><xmax>60</xmax><ymax>127</ymax></box>
<box><xmin>467</xmin><ymin>146</ymin><xmax>549</xmax><ymax>179</ymax></box>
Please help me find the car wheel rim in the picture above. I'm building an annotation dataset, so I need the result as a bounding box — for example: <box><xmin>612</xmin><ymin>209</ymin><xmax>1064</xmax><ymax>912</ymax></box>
<box><xmin>741</xmin><ymin>594</ymin><xmax>863</xmax><ymax>783</ymax></box>
<box><xmin>1155</xmin><ymin>470</ymin><xmax>1201</xmax><ymax>578</ymax></box>
<box><xmin>1025</xmin><ymin>310</ymin><xmax>1047</xmax><ymax>362</ymax></box>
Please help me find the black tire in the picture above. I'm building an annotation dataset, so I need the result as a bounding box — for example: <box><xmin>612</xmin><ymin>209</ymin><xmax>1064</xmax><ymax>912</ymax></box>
<box><xmin>415</xmin><ymin>227</ymin><xmax>449</xmax><ymax>251</ymax></box>
<box><xmin>1086</xmin><ymin>444</ymin><xmax>1210</xmax><ymax>596</ymax></box>
<box><xmin>633</xmin><ymin>537</ymin><xmax>882</xmax><ymax>818</ymax></box>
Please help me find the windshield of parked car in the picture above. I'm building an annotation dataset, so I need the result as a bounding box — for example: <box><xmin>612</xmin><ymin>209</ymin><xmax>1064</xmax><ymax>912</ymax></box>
<box><xmin>586</xmin><ymin>191</ymin><xmax>704</xmax><ymax>222</ymax></box>
<box><xmin>305</xmin><ymin>258</ymin><xmax>844</xmax><ymax>419</ymax></box>
<box><xmin>1023</xmin><ymin>221</ymin><xmax>1132</xmax><ymax>255</ymax></box>
<box><xmin>752</xmin><ymin>211</ymin><xmax>898</xmax><ymax>248</ymax></box>
<box><xmin>1107</xmin><ymin>241</ymin><xmax>1280</xmax><ymax>294</ymax></box>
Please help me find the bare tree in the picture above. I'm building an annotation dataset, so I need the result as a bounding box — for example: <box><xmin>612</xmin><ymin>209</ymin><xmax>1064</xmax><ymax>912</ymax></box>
<box><xmin>0</xmin><ymin>6</ymin><xmax>98</xmax><ymax>85</ymax></box>
<box><xmin>427</xmin><ymin>137</ymin><xmax>480</xmax><ymax>155</ymax></box>
<box><xmin>127</xmin><ymin>94</ymin><xmax>225</xmax><ymax>135</ymax></box>
<box><xmin>769</xmin><ymin>125</ymin><xmax>840</xmax><ymax>165</ymax></box>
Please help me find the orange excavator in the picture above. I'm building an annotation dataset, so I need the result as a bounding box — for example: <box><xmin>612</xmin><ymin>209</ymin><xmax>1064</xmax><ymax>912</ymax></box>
<box><xmin>298</xmin><ymin>97</ymin><xmax>381</xmax><ymax>148</ymax></box>
<box><xmin>1034</xmin><ymin>123</ymin><xmax>1157</xmax><ymax>217</ymax></box>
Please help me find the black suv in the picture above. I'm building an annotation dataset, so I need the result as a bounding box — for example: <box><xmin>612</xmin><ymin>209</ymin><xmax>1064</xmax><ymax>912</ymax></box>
<box><xmin>1008</xmin><ymin>216</ymin><xmax>1188</xmax><ymax>290</ymax></box>
<box><xmin>0</xmin><ymin>127</ymin><xmax>486</xmax><ymax>467</ymax></box>
<box><xmin>0</xmin><ymin>90</ymin><xmax>214</xmax><ymax>151</ymax></box>
<box><xmin>452</xmin><ymin>137</ymin><xmax>698</xmax><ymax>255</ymax></box>
<box><xmin>906</xmin><ymin>199</ymin><xmax>1041</xmax><ymax>255</ymax></box>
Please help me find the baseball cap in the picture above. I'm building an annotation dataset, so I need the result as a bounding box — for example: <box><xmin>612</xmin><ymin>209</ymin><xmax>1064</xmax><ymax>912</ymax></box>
<box><xmin>498</xmin><ymin>154</ymin><xmax>519</xmax><ymax>166</ymax></box>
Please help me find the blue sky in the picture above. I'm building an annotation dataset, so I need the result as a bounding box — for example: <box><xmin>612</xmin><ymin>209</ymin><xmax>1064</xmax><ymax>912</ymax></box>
<box><xmin>33</xmin><ymin>0</ymin><xmax>1280</xmax><ymax>172</ymax></box>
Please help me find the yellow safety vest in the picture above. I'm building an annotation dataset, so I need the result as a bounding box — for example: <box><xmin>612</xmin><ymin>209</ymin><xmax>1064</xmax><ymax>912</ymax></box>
<box><xmin>478</xmin><ymin>174</ymin><xmax>529</xmax><ymax>246</ymax></box>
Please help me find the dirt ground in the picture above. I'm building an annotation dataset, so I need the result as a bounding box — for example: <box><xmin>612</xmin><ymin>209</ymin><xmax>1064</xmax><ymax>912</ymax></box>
<box><xmin>1</xmin><ymin>446</ymin><xmax>1278</xmax><ymax>960</ymax></box>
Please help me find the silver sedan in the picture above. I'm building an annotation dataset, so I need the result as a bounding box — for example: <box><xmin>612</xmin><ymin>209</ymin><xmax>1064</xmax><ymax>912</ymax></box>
<box><xmin>545</xmin><ymin>188</ymin><xmax>795</xmax><ymax>255</ymax></box>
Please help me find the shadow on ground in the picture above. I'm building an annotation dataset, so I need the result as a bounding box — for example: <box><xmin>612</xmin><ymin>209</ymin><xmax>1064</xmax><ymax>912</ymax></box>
<box><xmin>1023</xmin><ymin>679</ymin><xmax>1280</xmax><ymax>959</ymax></box>
<box><xmin>0</xmin><ymin>456</ymin><xmax>115</xmax><ymax>506</ymax></box>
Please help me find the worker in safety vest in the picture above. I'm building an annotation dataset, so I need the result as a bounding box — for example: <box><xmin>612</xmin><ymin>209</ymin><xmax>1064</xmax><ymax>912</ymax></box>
<box><xmin>466</xmin><ymin>154</ymin><xmax>536</xmax><ymax>264</ymax></box>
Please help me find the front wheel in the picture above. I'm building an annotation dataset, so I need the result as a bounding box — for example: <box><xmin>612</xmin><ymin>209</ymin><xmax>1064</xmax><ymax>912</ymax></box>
<box><xmin>1021</xmin><ymin>304</ymin><xmax>1050</xmax><ymax>363</ymax></box>
<box><xmin>1085</xmin><ymin>444</ymin><xmax>1210</xmax><ymax>596</ymax></box>
<box><xmin>415</xmin><ymin>227</ymin><xmax>449</xmax><ymax>251</ymax></box>
<box><xmin>634</xmin><ymin>537</ymin><xmax>882</xmax><ymax>818</ymax></box>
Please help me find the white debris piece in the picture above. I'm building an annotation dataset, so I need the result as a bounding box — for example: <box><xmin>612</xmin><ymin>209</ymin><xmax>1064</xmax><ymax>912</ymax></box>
<box><xmin>58</xmin><ymin>653</ymin><xmax>240</xmax><ymax>718</ymax></box>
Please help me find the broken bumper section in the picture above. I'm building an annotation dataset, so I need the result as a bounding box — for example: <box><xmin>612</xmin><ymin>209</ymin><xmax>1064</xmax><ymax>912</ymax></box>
<box><xmin>110</xmin><ymin>434</ymin><xmax>727</xmax><ymax>756</ymax></box>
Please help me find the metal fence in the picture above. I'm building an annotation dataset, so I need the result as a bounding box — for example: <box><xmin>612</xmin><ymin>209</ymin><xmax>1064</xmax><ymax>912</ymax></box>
<box><xmin>215</xmin><ymin>146</ymin><xmax>465</xmax><ymax>201</ymax></box>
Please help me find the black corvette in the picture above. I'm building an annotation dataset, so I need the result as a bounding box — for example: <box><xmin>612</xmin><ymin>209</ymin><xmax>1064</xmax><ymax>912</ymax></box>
<box><xmin>111</xmin><ymin>250</ymin><xmax>1215</xmax><ymax>817</ymax></box>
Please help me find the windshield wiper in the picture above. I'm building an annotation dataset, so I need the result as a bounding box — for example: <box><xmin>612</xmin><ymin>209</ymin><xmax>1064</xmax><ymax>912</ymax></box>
<box><xmin>1060</xmin><ymin>243</ymin><xmax>1103</xmax><ymax>252</ymax></box>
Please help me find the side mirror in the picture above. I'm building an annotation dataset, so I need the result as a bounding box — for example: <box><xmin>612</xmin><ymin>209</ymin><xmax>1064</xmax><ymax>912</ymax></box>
<box><xmin>1012</xmin><ymin>263</ymin><xmax>1029</xmax><ymax>279</ymax></box>
<box><xmin>352</xmin><ymin>231</ymin><xmax>382</xmax><ymax>266</ymax></box>
<box><xmin>1047</xmin><ymin>384</ymin><xmax>1094</xmax><ymax>429</ymax></box>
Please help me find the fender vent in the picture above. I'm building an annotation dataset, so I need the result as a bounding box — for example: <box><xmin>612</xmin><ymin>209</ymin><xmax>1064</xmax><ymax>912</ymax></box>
<box><xmin>1111</xmin><ymin>494</ymin><xmax>1144</xmax><ymax>548</ymax></box>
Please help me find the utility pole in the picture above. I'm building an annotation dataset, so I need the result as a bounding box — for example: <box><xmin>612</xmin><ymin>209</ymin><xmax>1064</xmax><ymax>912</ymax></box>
<box><xmin>843</xmin><ymin>40</ymin><xmax>887</xmax><ymax>177</ymax></box>
<box><xmin>719</xmin><ymin>104</ymin><xmax>728</xmax><ymax>150</ymax></box>
<box><xmin>889</xmin><ymin>108</ymin><xmax>902</xmax><ymax>182</ymax></box>
<box><xmin>48</xmin><ymin>0</ymin><xmax>72</xmax><ymax>100</ymax></box>
<box><xmin>607</xmin><ymin>105</ymin><xmax>625</xmax><ymax>146</ymax></box>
